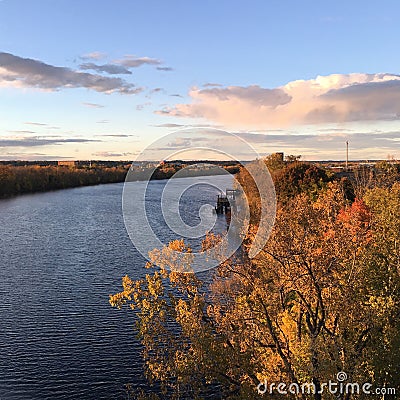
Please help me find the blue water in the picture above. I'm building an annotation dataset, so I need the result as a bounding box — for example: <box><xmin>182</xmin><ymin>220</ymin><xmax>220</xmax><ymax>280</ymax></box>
<box><xmin>0</xmin><ymin>175</ymin><xmax>231</xmax><ymax>399</ymax></box>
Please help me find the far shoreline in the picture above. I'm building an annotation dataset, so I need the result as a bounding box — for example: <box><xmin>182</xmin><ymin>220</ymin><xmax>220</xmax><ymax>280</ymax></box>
<box><xmin>0</xmin><ymin>162</ymin><xmax>240</xmax><ymax>199</ymax></box>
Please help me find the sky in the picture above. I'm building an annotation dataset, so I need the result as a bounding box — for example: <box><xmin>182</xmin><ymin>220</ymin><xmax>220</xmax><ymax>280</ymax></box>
<box><xmin>1</xmin><ymin>0</ymin><xmax>400</xmax><ymax>161</ymax></box>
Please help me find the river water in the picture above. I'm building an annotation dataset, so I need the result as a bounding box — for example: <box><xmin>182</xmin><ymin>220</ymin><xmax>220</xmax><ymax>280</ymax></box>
<box><xmin>0</xmin><ymin>175</ymin><xmax>232</xmax><ymax>400</ymax></box>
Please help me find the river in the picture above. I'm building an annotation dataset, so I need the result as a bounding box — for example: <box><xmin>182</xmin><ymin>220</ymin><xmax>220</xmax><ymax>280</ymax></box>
<box><xmin>0</xmin><ymin>175</ymin><xmax>232</xmax><ymax>400</ymax></box>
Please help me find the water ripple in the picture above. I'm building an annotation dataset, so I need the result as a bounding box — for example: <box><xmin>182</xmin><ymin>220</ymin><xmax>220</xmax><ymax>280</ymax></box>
<box><xmin>0</xmin><ymin>177</ymin><xmax>231</xmax><ymax>399</ymax></box>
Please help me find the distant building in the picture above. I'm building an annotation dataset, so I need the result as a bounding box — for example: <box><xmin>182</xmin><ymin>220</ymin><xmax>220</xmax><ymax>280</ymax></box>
<box><xmin>58</xmin><ymin>161</ymin><xmax>76</xmax><ymax>167</ymax></box>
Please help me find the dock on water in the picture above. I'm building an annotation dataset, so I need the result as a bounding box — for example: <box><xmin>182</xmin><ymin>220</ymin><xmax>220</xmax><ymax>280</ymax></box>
<box><xmin>215</xmin><ymin>189</ymin><xmax>237</xmax><ymax>214</ymax></box>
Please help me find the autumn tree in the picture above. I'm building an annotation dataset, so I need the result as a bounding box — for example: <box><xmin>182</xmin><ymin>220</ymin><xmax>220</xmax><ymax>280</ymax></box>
<box><xmin>374</xmin><ymin>161</ymin><xmax>400</xmax><ymax>188</ymax></box>
<box><xmin>111</xmin><ymin>180</ymin><xmax>400</xmax><ymax>399</ymax></box>
<box><xmin>272</xmin><ymin>163</ymin><xmax>331</xmax><ymax>202</ymax></box>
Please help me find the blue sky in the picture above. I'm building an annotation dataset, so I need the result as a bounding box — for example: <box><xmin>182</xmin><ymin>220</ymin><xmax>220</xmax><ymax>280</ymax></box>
<box><xmin>1</xmin><ymin>0</ymin><xmax>400</xmax><ymax>160</ymax></box>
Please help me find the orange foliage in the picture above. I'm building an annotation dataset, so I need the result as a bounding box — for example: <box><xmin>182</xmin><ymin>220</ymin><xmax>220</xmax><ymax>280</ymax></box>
<box><xmin>337</xmin><ymin>198</ymin><xmax>371</xmax><ymax>240</ymax></box>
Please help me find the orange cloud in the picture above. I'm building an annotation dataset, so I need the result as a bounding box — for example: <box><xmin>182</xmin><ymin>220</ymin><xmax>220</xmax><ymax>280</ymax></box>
<box><xmin>161</xmin><ymin>73</ymin><xmax>400</xmax><ymax>128</ymax></box>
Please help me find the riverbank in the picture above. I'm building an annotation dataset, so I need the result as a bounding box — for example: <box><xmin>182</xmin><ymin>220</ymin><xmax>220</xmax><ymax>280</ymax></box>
<box><xmin>0</xmin><ymin>163</ymin><xmax>240</xmax><ymax>198</ymax></box>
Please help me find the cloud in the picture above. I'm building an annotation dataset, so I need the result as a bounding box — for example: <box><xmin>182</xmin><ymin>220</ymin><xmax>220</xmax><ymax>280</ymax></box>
<box><xmin>82</xmin><ymin>102</ymin><xmax>105</xmax><ymax>108</ymax></box>
<box><xmin>160</xmin><ymin>73</ymin><xmax>400</xmax><ymax>128</ymax></box>
<box><xmin>161</xmin><ymin>128</ymin><xmax>311</xmax><ymax>147</ymax></box>
<box><xmin>0</xmin><ymin>52</ymin><xmax>142</xmax><ymax>94</ymax></box>
<box><xmin>0</xmin><ymin>137</ymin><xmax>99</xmax><ymax>147</ymax></box>
<box><xmin>78</xmin><ymin>55</ymin><xmax>171</xmax><ymax>76</ymax></box>
<box><xmin>94</xmin><ymin>134</ymin><xmax>138</xmax><ymax>137</ymax></box>
<box><xmin>318</xmin><ymin>79</ymin><xmax>400</xmax><ymax>121</ymax></box>
<box><xmin>154</xmin><ymin>123</ymin><xmax>186</xmax><ymax>128</ymax></box>
<box><xmin>197</xmin><ymin>85</ymin><xmax>291</xmax><ymax>106</ymax></box>
<box><xmin>152</xmin><ymin>123</ymin><xmax>220</xmax><ymax>129</ymax></box>
<box><xmin>97</xmin><ymin>119</ymin><xmax>110</xmax><ymax>124</ymax></box>
<box><xmin>215</xmin><ymin>127</ymin><xmax>400</xmax><ymax>146</ymax></box>
<box><xmin>25</xmin><ymin>121</ymin><xmax>48</xmax><ymax>126</ymax></box>
<box><xmin>116</xmin><ymin>55</ymin><xmax>161</xmax><ymax>68</ymax></box>
<box><xmin>80</xmin><ymin>51</ymin><xmax>107</xmax><ymax>60</ymax></box>
<box><xmin>7</xmin><ymin>130</ymin><xmax>36</xmax><ymax>134</ymax></box>
<box><xmin>234</xmin><ymin>131</ymin><xmax>314</xmax><ymax>143</ymax></box>
<box><xmin>317</xmin><ymin>128</ymin><xmax>355</xmax><ymax>132</ymax></box>
<box><xmin>203</xmin><ymin>82</ymin><xmax>223</xmax><ymax>87</ymax></box>
<box><xmin>136</xmin><ymin>102</ymin><xmax>151</xmax><ymax>110</ymax></box>
<box><xmin>79</xmin><ymin>62</ymin><xmax>132</xmax><ymax>75</ymax></box>
<box><xmin>0</xmin><ymin>152</ymin><xmax>74</xmax><ymax>161</ymax></box>
<box><xmin>92</xmin><ymin>151</ymin><xmax>134</xmax><ymax>158</ymax></box>
<box><xmin>157</xmin><ymin>108</ymin><xmax>172</xmax><ymax>115</ymax></box>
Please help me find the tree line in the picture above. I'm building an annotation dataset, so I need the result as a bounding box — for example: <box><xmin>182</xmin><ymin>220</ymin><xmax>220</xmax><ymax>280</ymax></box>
<box><xmin>0</xmin><ymin>165</ymin><xmax>128</xmax><ymax>198</ymax></box>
